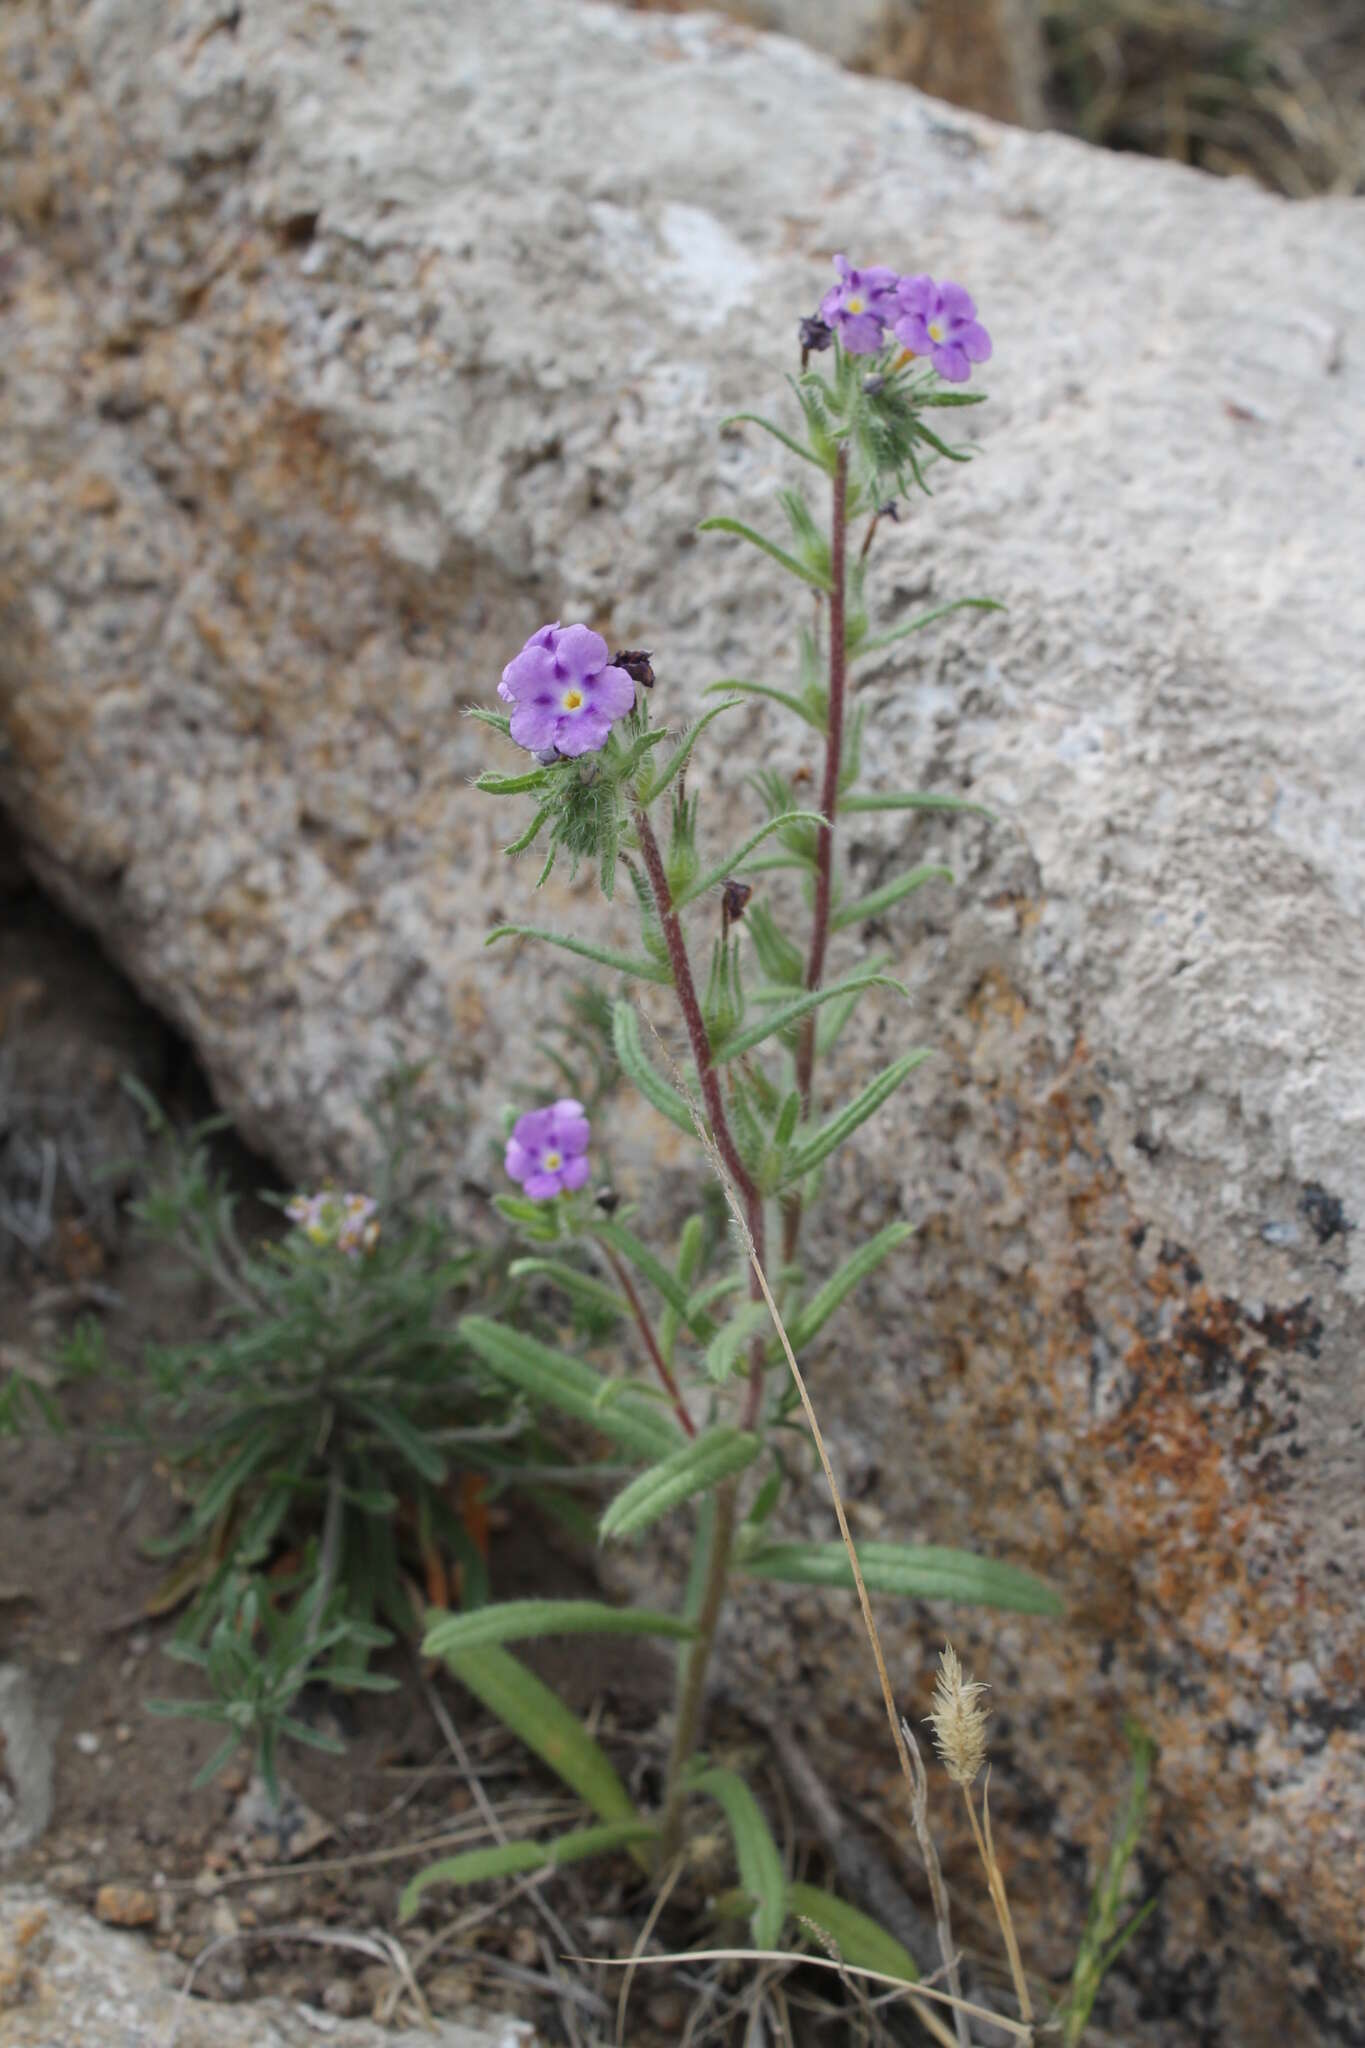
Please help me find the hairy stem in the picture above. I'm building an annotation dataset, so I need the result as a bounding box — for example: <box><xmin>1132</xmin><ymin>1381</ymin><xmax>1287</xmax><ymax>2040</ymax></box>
<box><xmin>784</xmin><ymin>443</ymin><xmax>849</xmax><ymax>1265</ymax></box>
<box><xmin>598</xmin><ymin>1240</ymin><xmax>696</xmax><ymax>1440</ymax></box>
<box><xmin>659</xmin><ymin>1476</ymin><xmax>739</xmax><ymax>1863</ymax></box>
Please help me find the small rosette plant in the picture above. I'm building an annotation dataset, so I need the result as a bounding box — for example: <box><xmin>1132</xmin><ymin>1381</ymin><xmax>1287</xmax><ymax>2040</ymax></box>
<box><xmin>408</xmin><ymin>258</ymin><xmax>1059</xmax><ymax>1989</ymax></box>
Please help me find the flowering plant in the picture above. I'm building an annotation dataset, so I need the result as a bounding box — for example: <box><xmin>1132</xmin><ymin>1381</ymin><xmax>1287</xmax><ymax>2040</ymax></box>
<box><xmin>407</xmin><ymin>259</ymin><xmax>1060</xmax><ymax>1992</ymax></box>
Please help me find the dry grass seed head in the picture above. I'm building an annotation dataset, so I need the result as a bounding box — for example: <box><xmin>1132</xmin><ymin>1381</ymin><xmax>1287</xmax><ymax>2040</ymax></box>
<box><xmin>927</xmin><ymin>1642</ymin><xmax>990</xmax><ymax>1788</ymax></box>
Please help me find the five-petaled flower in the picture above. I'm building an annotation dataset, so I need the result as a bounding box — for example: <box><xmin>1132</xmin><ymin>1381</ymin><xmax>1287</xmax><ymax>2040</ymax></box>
<box><xmin>893</xmin><ymin>275</ymin><xmax>992</xmax><ymax>385</ymax></box>
<box><xmin>498</xmin><ymin>622</ymin><xmax>636</xmax><ymax>758</ymax></box>
<box><xmin>286</xmin><ymin>1190</ymin><xmax>380</xmax><ymax>1257</ymax></box>
<box><xmin>818</xmin><ymin>254</ymin><xmax>900</xmax><ymax>356</ymax></box>
<box><xmin>505</xmin><ymin>1099</ymin><xmax>591</xmax><ymax>1200</ymax></box>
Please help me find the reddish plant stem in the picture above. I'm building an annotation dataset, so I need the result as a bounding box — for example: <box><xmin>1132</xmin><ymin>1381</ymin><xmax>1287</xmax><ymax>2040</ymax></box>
<box><xmin>784</xmin><ymin>445</ymin><xmax>849</xmax><ymax>1266</ymax></box>
<box><xmin>598</xmin><ymin>1240</ymin><xmax>696</xmax><ymax>1440</ymax></box>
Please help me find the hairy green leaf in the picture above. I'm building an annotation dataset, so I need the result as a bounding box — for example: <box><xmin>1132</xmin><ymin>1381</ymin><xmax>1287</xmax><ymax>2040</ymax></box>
<box><xmin>737</xmin><ymin>1540</ymin><xmax>1063</xmax><ymax>1614</ymax></box>
<box><xmin>721</xmin><ymin>410</ymin><xmax>828</xmax><ymax>470</ymax></box>
<box><xmin>841</xmin><ymin>788</ymin><xmax>993</xmax><ymax>820</ymax></box>
<box><xmin>857</xmin><ymin>596</ymin><xmax>1004</xmax><ymax>659</ymax></box>
<box><xmin>689</xmin><ymin>1765</ymin><xmax>786</xmax><ymax>1951</ymax></box>
<box><xmin>590</xmin><ymin>1219</ymin><xmax>718</xmax><ymax>1343</ymax></box>
<box><xmin>778</xmin><ymin>1222</ymin><xmax>912</xmax><ymax>1354</ymax></box>
<box><xmin>830</xmin><ymin>865</ymin><xmax>953</xmax><ymax>932</ymax></box>
<box><xmin>437</xmin><ymin>1643</ymin><xmax>638</xmax><ymax>1822</ymax></box>
<box><xmin>674</xmin><ymin>812</ymin><xmax>826</xmax><ymax>912</ymax></box>
<box><xmin>476</xmin><ymin>767</ymin><xmax>553</xmax><ymax>796</ymax></box>
<box><xmin>703</xmin><ymin>677</ymin><xmax>826</xmax><ymax>732</ymax></box>
<box><xmin>459</xmin><ymin>1317</ymin><xmax>680</xmax><ymax>1460</ymax></box>
<box><xmin>612</xmin><ymin>1001</ymin><xmax>696</xmax><ymax>1140</ymax></box>
<box><xmin>507</xmin><ymin>1258</ymin><xmax>627</xmax><ymax>1320</ymax></box>
<box><xmin>713</xmin><ymin>973</ymin><xmax>907</xmax><ymax>1065</ymax></box>
<box><xmin>697</xmin><ymin>516</ymin><xmax>831</xmax><ymax>593</ymax></box>
<box><xmin>782</xmin><ymin>1055</ymin><xmax>932</xmax><ymax>1184</ymax></box>
<box><xmin>703</xmin><ymin>1303</ymin><xmax>772</xmax><ymax>1386</ymax></box>
<box><xmin>423</xmin><ymin>1600</ymin><xmax>694</xmax><ymax>1661</ymax></box>
<box><xmin>642</xmin><ymin>698</ymin><xmax>744</xmax><ymax>805</ymax></box>
<box><xmin>485</xmin><ymin>923</ymin><xmax>671</xmax><ymax>985</ymax></box>
<box><xmin>786</xmin><ymin>1882</ymin><xmax>920</xmax><ymax>1984</ymax></box>
<box><xmin>399</xmin><ymin>1821</ymin><xmax>659</xmax><ymax>1918</ymax></box>
<box><xmin>600</xmin><ymin>1428</ymin><xmax>762</xmax><ymax>1542</ymax></box>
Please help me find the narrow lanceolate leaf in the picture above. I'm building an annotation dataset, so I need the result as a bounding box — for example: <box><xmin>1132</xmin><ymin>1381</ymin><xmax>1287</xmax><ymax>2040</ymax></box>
<box><xmin>704</xmin><ymin>678</ymin><xmax>826</xmax><ymax>733</ymax></box>
<box><xmin>697</xmin><ymin>516</ymin><xmax>831</xmax><ymax>593</ymax></box>
<box><xmin>841</xmin><ymin>788</ymin><xmax>993</xmax><ymax>820</ymax></box>
<box><xmin>503</xmin><ymin>803</ymin><xmax>554</xmax><ymax>858</ymax></box>
<box><xmin>720</xmin><ymin>411</ymin><xmax>827</xmax><ymax>469</ymax></box>
<box><xmin>599</xmin><ymin>1428</ymin><xmax>762</xmax><ymax>1543</ymax></box>
<box><xmin>702</xmin><ymin>1303</ymin><xmax>772</xmax><ymax>1386</ymax></box>
<box><xmin>712</xmin><ymin>973</ymin><xmax>907</xmax><ymax>1065</ymax></box>
<box><xmin>814</xmin><ymin>957</ymin><xmax>891</xmax><ymax>1057</ymax></box>
<box><xmin>459</xmin><ymin>1317</ymin><xmax>681</xmax><ymax>1460</ymax></box>
<box><xmin>781</xmin><ymin>1053</ymin><xmax>932</xmax><ymax>1185</ymax></box>
<box><xmin>688</xmin><ymin>1766</ymin><xmax>786</xmax><ymax>1951</ymax></box>
<box><xmin>736</xmin><ymin>1541</ymin><xmax>1063</xmax><ymax>1615</ymax></box>
<box><xmin>436</xmin><ymin>1644</ymin><xmax>639</xmax><ymax>1824</ymax></box>
<box><xmin>779</xmin><ymin>1222</ymin><xmax>913</xmax><ymax>1354</ymax></box>
<box><xmin>786</xmin><ymin>1884</ymin><xmax>920</xmax><ymax>1984</ymax></box>
<box><xmin>612</xmin><ymin>1001</ymin><xmax>696</xmax><ymax>1140</ymax></box>
<box><xmin>349</xmin><ymin>1397</ymin><xmax>446</xmax><ymax>1486</ymax></box>
<box><xmin>423</xmin><ymin>1600</ymin><xmax>695</xmax><ymax>1662</ymax></box>
<box><xmin>486</xmin><ymin>923</ymin><xmax>671</xmax><ymax>984</ymax></box>
<box><xmin>642</xmin><ymin>698</ymin><xmax>743</xmax><ymax>805</ymax></box>
<box><xmin>857</xmin><ymin>596</ymin><xmax>1005</xmax><ymax>659</ymax></box>
<box><xmin>475</xmin><ymin>766</ymin><xmax>553</xmax><ymax>796</ymax></box>
<box><xmin>399</xmin><ymin>1822</ymin><xmax>659</xmax><ymax>1918</ymax></box>
<box><xmin>591</xmin><ymin>1219</ymin><xmax>719</xmax><ymax>1344</ymax></box>
<box><xmin>673</xmin><ymin>812</ymin><xmax>827</xmax><ymax>911</ymax></box>
<box><xmin>830</xmin><ymin>865</ymin><xmax>953</xmax><ymax>932</ymax></box>
<box><xmin>507</xmin><ymin>1258</ymin><xmax>627</xmax><ymax>1320</ymax></box>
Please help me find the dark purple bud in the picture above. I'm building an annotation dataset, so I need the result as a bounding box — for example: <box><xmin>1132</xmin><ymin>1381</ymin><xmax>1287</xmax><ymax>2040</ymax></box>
<box><xmin>611</xmin><ymin>649</ymin><xmax>655</xmax><ymax>690</ymax></box>
<box><xmin>721</xmin><ymin>877</ymin><xmax>753</xmax><ymax>940</ymax></box>
<box><xmin>862</xmin><ymin>373</ymin><xmax>886</xmax><ymax>396</ymax></box>
<box><xmin>878</xmin><ymin>498</ymin><xmax>900</xmax><ymax>522</ymax></box>
<box><xmin>533</xmin><ymin>745</ymin><xmax>561</xmax><ymax>766</ymax></box>
<box><xmin>594</xmin><ymin>1185</ymin><xmax>620</xmax><ymax>1215</ymax></box>
<box><xmin>799</xmin><ymin>314</ymin><xmax>833</xmax><ymax>355</ymax></box>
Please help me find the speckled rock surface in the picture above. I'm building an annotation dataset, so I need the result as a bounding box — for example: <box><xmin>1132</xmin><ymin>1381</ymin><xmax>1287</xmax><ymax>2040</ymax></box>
<box><xmin>0</xmin><ymin>1888</ymin><xmax>529</xmax><ymax>2047</ymax></box>
<box><xmin>1</xmin><ymin>2</ymin><xmax>1362</xmax><ymax>2042</ymax></box>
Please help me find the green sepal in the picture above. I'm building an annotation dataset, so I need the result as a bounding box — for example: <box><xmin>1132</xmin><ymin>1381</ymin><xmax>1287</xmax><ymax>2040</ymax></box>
<box><xmin>422</xmin><ymin>1600</ymin><xmax>695</xmax><ymax>1661</ymax></box>
<box><xmin>746</xmin><ymin>901</ymin><xmax>805</xmax><ymax>988</ymax></box>
<box><xmin>459</xmin><ymin>1317</ymin><xmax>681</xmax><ymax>1459</ymax></box>
<box><xmin>830</xmin><ymin>864</ymin><xmax>953</xmax><ymax>932</ymax></box>
<box><xmin>698</xmin><ymin>516</ymin><xmax>831</xmax><ymax>593</ymax></box>
<box><xmin>673</xmin><ymin>811</ymin><xmax>826</xmax><ymax>912</ymax></box>
<box><xmin>599</xmin><ymin>1427</ymin><xmax>762</xmax><ymax>1542</ymax></box>
<box><xmin>713</xmin><ymin>972</ymin><xmax>907</xmax><ymax>1065</ymax></box>
<box><xmin>612</xmin><ymin>1000</ymin><xmax>697</xmax><ymax>1140</ymax></box>
<box><xmin>400</xmin><ymin>1821</ymin><xmax>658</xmax><ymax>1918</ymax></box>
<box><xmin>782</xmin><ymin>1054</ymin><xmax>931</xmax><ymax>1185</ymax></box>
<box><xmin>735</xmin><ymin>1539</ymin><xmax>1063</xmax><ymax>1615</ymax></box>
<box><xmin>687</xmin><ymin>1764</ymin><xmax>786</xmax><ymax>1951</ymax></box>
<box><xmin>773</xmin><ymin>1090</ymin><xmax>801</xmax><ymax>1149</ymax></box>
<box><xmin>778</xmin><ymin>1221</ymin><xmax>912</xmax><ymax>1354</ymax></box>
<box><xmin>485</xmin><ymin>922</ymin><xmax>671</xmax><ymax>984</ymax></box>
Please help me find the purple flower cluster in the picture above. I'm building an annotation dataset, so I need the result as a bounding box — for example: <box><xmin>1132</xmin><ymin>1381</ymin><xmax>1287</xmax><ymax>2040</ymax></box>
<box><xmin>499</xmin><ymin>623</ymin><xmax>636</xmax><ymax>759</ymax></box>
<box><xmin>505</xmin><ymin>1098</ymin><xmax>591</xmax><ymax>1201</ymax></box>
<box><xmin>286</xmin><ymin>1190</ymin><xmax>380</xmax><ymax>1257</ymax></box>
<box><xmin>819</xmin><ymin>255</ymin><xmax>992</xmax><ymax>384</ymax></box>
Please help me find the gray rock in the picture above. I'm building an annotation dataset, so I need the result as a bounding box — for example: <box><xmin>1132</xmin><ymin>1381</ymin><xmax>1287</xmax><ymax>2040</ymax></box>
<box><xmin>0</xmin><ymin>1</ymin><xmax>1362</xmax><ymax>2041</ymax></box>
<box><xmin>0</xmin><ymin>1887</ymin><xmax>529</xmax><ymax>2048</ymax></box>
<box><xmin>0</xmin><ymin>1669</ymin><xmax>56</xmax><ymax>1862</ymax></box>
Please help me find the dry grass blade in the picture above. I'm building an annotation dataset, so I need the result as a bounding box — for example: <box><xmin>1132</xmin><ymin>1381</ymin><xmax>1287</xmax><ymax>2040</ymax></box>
<box><xmin>166</xmin><ymin>1924</ymin><xmax>430</xmax><ymax>2046</ymax></box>
<box><xmin>616</xmin><ymin>1853</ymin><xmax>686</xmax><ymax>2045</ymax></box>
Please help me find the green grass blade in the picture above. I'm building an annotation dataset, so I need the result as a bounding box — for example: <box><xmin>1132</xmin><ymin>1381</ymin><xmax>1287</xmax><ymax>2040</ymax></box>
<box><xmin>438</xmin><ymin>1644</ymin><xmax>638</xmax><ymax>1825</ymax></box>
<box><xmin>829</xmin><ymin>865</ymin><xmax>953</xmax><ymax>932</ymax></box>
<box><xmin>736</xmin><ymin>1540</ymin><xmax>1063</xmax><ymax>1615</ymax></box>
<box><xmin>599</xmin><ymin>1428</ymin><xmax>762</xmax><ymax>1542</ymax></box>
<box><xmin>423</xmin><ymin>1600</ymin><xmax>695</xmax><ymax>1661</ymax></box>
<box><xmin>485</xmin><ymin>924</ymin><xmax>671</xmax><ymax>984</ymax></box>
<box><xmin>697</xmin><ymin>517</ymin><xmax>831</xmax><ymax>593</ymax></box>
<box><xmin>399</xmin><ymin>1821</ymin><xmax>658</xmax><ymax>1919</ymax></box>
<box><xmin>786</xmin><ymin>1883</ymin><xmax>920</xmax><ymax>1984</ymax></box>
<box><xmin>459</xmin><ymin>1317</ymin><xmax>681</xmax><ymax>1460</ymax></box>
<box><xmin>689</xmin><ymin>1766</ymin><xmax>786</xmax><ymax>1951</ymax></box>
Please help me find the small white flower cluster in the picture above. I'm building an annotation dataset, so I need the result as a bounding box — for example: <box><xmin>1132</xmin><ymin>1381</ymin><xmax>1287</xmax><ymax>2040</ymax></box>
<box><xmin>285</xmin><ymin>1189</ymin><xmax>380</xmax><ymax>1258</ymax></box>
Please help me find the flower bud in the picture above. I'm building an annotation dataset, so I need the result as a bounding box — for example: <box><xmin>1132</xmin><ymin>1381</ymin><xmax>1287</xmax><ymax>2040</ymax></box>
<box><xmin>611</xmin><ymin>649</ymin><xmax>655</xmax><ymax>690</ymax></box>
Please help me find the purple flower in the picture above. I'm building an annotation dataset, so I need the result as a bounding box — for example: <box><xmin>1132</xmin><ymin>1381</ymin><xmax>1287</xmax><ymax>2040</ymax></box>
<box><xmin>892</xmin><ymin>275</ymin><xmax>992</xmax><ymax>385</ymax></box>
<box><xmin>505</xmin><ymin>1098</ymin><xmax>591</xmax><ymax>1201</ymax></box>
<box><xmin>498</xmin><ymin>622</ymin><xmax>636</xmax><ymax>759</ymax></box>
<box><xmin>819</xmin><ymin>254</ymin><xmax>900</xmax><ymax>356</ymax></box>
